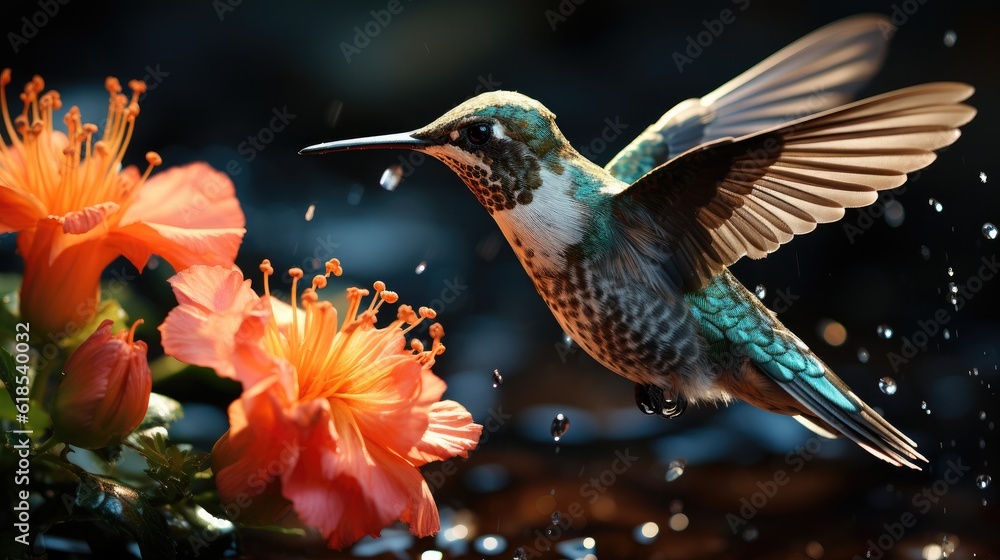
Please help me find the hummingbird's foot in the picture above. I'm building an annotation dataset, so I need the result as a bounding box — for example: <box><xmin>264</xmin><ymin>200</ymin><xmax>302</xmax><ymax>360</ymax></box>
<box><xmin>633</xmin><ymin>383</ymin><xmax>688</xmax><ymax>419</ymax></box>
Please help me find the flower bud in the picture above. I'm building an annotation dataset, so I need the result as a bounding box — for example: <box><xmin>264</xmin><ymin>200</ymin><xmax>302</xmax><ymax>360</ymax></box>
<box><xmin>51</xmin><ymin>319</ymin><xmax>152</xmax><ymax>449</ymax></box>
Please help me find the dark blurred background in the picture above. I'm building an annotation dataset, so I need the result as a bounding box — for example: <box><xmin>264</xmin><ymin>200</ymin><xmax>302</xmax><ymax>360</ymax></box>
<box><xmin>1</xmin><ymin>0</ymin><xmax>998</xmax><ymax>558</ymax></box>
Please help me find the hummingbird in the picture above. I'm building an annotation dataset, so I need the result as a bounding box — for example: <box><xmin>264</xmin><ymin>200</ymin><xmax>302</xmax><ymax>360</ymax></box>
<box><xmin>301</xmin><ymin>15</ymin><xmax>975</xmax><ymax>469</ymax></box>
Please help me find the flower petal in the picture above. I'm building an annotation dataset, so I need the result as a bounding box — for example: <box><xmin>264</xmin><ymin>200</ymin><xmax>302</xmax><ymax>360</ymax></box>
<box><xmin>0</xmin><ymin>181</ymin><xmax>46</xmax><ymax>233</ymax></box>
<box><xmin>408</xmin><ymin>400</ymin><xmax>483</xmax><ymax>466</ymax></box>
<box><xmin>62</xmin><ymin>201</ymin><xmax>121</xmax><ymax>235</ymax></box>
<box><xmin>212</xmin><ymin>378</ymin><xmax>298</xmax><ymax>525</ymax></box>
<box><xmin>122</xmin><ymin>162</ymin><xmax>245</xmax><ymax>229</ymax></box>
<box><xmin>112</xmin><ymin>162</ymin><xmax>244</xmax><ymax>271</ymax></box>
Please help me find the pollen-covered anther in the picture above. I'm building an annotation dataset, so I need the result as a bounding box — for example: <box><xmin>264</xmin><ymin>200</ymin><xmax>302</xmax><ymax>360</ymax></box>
<box><xmin>105</xmin><ymin>77</ymin><xmax>122</xmax><ymax>94</ymax></box>
<box><xmin>397</xmin><ymin>304</ymin><xmax>418</xmax><ymax>324</ymax></box>
<box><xmin>0</xmin><ymin>68</ymin><xmax>10</xmax><ymax>87</ymax></box>
<box><xmin>128</xmin><ymin>79</ymin><xmax>147</xmax><ymax>94</ymax></box>
<box><xmin>288</xmin><ymin>267</ymin><xmax>304</xmax><ymax>280</ymax></box>
<box><xmin>145</xmin><ymin>151</ymin><xmax>162</xmax><ymax>166</ymax></box>
<box><xmin>301</xmin><ymin>288</ymin><xmax>319</xmax><ymax>305</ymax></box>
<box><xmin>312</xmin><ymin>275</ymin><xmax>327</xmax><ymax>290</ymax></box>
<box><xmin>410</xmin><ymin>339</ymin><xmax>424</xmax><ymax>353</ymax></box>
<box><xmin>381</xmin><ymin>290</ymin><xmax>399</xmax><ymax>304</ymax></box>
<box><xmin>418</xmin><ymin>306</ymin><xmax>437</xmax><ymax>319</ymax></box>
<box><xmin>373</xmin><ymin>281</ymin><xmax>386</xmax><ymax>293</ymax></box>
<box><xmin>429</xmin><ymin>323</ymin><xmax>445</xmax><ymax>339</ymax></box>
<box><xmin>326</xmin><ymin>259</ymin><xmax>342</xmax><ymax>277</ymax></box>
<box><xmin>259</xmin><ymin>259</ymin><xmax>274</xmax><ymax>276</ymax></box>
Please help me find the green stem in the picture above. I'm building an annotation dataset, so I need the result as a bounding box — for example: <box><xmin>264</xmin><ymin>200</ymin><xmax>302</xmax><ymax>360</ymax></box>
<box><xmin>33</xmin><ymin>436</ymin><xmax>62</xmax><ymax>456</ymax></box>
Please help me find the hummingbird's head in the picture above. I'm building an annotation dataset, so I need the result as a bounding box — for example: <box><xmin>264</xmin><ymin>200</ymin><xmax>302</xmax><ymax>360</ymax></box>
<box><xmin>301</xmin><ymin>91</ymin><xmax>573</xmax><ymax>214</ymax></box>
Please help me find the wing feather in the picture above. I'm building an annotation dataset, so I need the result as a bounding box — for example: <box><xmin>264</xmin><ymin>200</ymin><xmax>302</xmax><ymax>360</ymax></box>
<box><xmin>615</xmin><ymin>83</ymin><xmax>975</xmax><ymax>289</ymax></box>
<box><xmin>606</xmin><ymin>14</ymin><xmax>895</xmax><ymax>184</ymax></box>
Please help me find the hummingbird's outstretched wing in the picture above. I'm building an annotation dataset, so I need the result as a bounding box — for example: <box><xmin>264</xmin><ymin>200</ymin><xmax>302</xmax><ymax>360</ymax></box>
<box><xmin>606</xmin><ymin>14</ymin><xmax>893</xmax><ymax>184</ymax></box>
<box><xmin>613</xmin><ymin>82</ymin><xmax>975</xmax><ymax>292</ymax></box>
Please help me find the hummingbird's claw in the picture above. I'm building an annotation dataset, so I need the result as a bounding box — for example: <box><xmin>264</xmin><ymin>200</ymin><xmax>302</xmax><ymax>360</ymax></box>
<box><xmin>634</xmin><ymin>383</ymin><xmax>687</xmax><ymax>419</ymax></box>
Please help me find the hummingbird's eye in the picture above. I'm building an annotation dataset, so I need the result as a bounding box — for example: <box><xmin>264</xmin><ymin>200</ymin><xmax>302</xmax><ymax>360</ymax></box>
<box><xmin>465</xmin><ymin>123</ymin><xmax>492</xmax><ymax>146</ymax></box>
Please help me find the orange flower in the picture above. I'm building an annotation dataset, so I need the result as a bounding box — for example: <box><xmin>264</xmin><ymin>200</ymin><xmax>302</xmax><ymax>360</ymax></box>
<box><xmin>50</xmin><ymin>319</ymin><xmax>152</xmax><ymax>449</ymax></box>
<box><xmin>0</xmin><ymin>70</ymin><xmax>245</xmax><ymax>336</ymax></box>
<box><xmin>159</xmin><ymin>261</ymin><xmax>483</xmax><ymax>549</ymax></box>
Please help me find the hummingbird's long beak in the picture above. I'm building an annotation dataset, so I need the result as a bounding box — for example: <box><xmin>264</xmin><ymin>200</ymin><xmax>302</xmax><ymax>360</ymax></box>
<box><xmin>298</xmin><ymin>131</ymin><xmax>435</xmax><ymax>155</ymax></box>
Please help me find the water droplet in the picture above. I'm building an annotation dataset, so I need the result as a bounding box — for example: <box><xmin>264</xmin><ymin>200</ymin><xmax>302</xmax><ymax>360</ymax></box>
<box><xmin>947</xmin><ymin>267</ymin><xmax>954</xmax><ymax>277</ymax></box>
<box><xmin>754</xmin><ymin>284</ymin><xmax>766</xmax><ymax>300</ymax></box>
<box><xmin>976</xmin><ymin>474</ymin><xmax>991</xmax><ymax>489</ymax></box>
<box><xmin>980</xmin><ymin>171</ymin><xmax>988</xmax><ymax>183</ymax></box>
<box><xmin>980</xmin><ymin>411</ymin><xmax>987</xmax><ymax>420</ymax></box>
<box><xmin>380</xmin><ymin>165</ymin><xmax>403</xmax><ymax>191</ymax></box>
<box><xmin>666</xmin><ymin>459</ymin><xmax>686</xmax><ymax>482</ymax></box>
<box><xmin>943</xmin><ymin>329</ymin><xmax>951</xmax><ymax>340</ymax></box>
<box><xmin>634</xmin><ymin>521</ymin><xmax>659</xmax><ymax>542</ymax></box>
<box><xmin>971</xmin><ymin>367</ymin><xmax>980</xmax><ymax>376</ymax></box>
<box><xmin>943</xmin><ymin>30</ymin><xmax>958</xmax><ymax>47</ymax></box>
<box><xmin>876</xmin><ymin>324</ymin><xmax>894</xmax><ymax>339</ymax></box>
<box><xmin>742</xmin><ymin>526</ymin><xmax>759</xmax><ymax>542</ymax></box>
<box><xmin>982</xmin><ymin>223</ymin><xmax>998</xmax><ymax>240</ymax></box>
<box><xmin>550</xmin><ymin>413</ymin><xmax>570</xmax><ymax>442</ymax></box>
<box><xmin>304</xmin><ymin>203</ymin><xmax>316</xmax><ymax>221</ymax></box>
<box><xmin>513</xmin><ymin>546</ymin><xmax>527</xmax><ymax>560</ymax></box>
<box><xmin>928</xmin><ymin>198</ymin><xmax>944</xmax><ymax>212</ymax></box>
<box><xmin>857</xmin><ymin>348</ymin><xmax>870</xmax><ymax>363</ymax></box>
<box><xmin>492</xmin><ymin>369</ymin><xmax>503</xmax><ymax>388</ymax></box>
<box><xmin>415</xmin><ymin>261</ymin><xmax>427</xmax><ymax>274</ymax></box>
<box><xmin>983</xmin><ymin>498</ymin><xmax>989</xmax><ymax>506</ymax></box>
<box><xmin>921</xmin><ymin>401</ymin><xmax>928</xmax><ymax>410</ymax></box>
<box><xmin>884</xmin><ymin>199</ymin><xmax>905</xmax><ymax>227</ymax></box>
<box><xmin>347</xmin><ymin>183</ymin><xmax>365</xmax><ymax>205</ymax></box>
<box><xmin>551</xmin><ymin>511</ymin><xmax>561</xmax><ymax>525</ymax></box>
<box><xmin>921</xmin><ymin>245</ymin><xmax>932</xmax><ymax>260</ymax></box>
<box><xmin>879</xmin><ymin>377</ymin><xmax>897</xmax><ymax>395</ymax></box>
<box><xmin>668</xmin><ymin>513</ymin><xmax>689</xmax><ymax>531</ymax></box>
<box><xmin>947</xmin><ymin>282</ymin><xmax>959</xmax><ymax>294</ymax></box>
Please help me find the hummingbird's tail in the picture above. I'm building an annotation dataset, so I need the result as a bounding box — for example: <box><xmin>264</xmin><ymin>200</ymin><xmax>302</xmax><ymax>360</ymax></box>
<box><xmin>688</xmin><ymin>271</ymin><xmax>927</xmax><ymax>469</ymax></box>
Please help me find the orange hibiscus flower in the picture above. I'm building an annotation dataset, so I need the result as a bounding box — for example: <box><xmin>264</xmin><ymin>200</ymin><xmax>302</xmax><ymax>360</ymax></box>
<box><xmin>0</xmin><ymin>70</ymin><xmax>245</xmax><ymax>337</ymax></box>
<box><xmin>159</xmin><ymin>260</ymin><xmax>483</xmax><ymax>549</ymax></box>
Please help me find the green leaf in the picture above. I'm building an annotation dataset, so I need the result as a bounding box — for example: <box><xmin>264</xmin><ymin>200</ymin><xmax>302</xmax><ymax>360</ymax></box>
<box><xmin>70</xmin><ymin>467</ymin><xmax>176</xmax><ymax>560</ymax></box>
<box><xmin>131</xmin><ymin>430</ymin><xmax>209</xmax><ymax>503</ymax></box>
<box><xmin>137</xmin><ymin>393</ymin><xmax>184</xmax><ymax>432</ymax></box>
<box><xmin>0</xmin><ymin>345</ymin><xmax>20</xmax><ymax>409</ymax></box>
